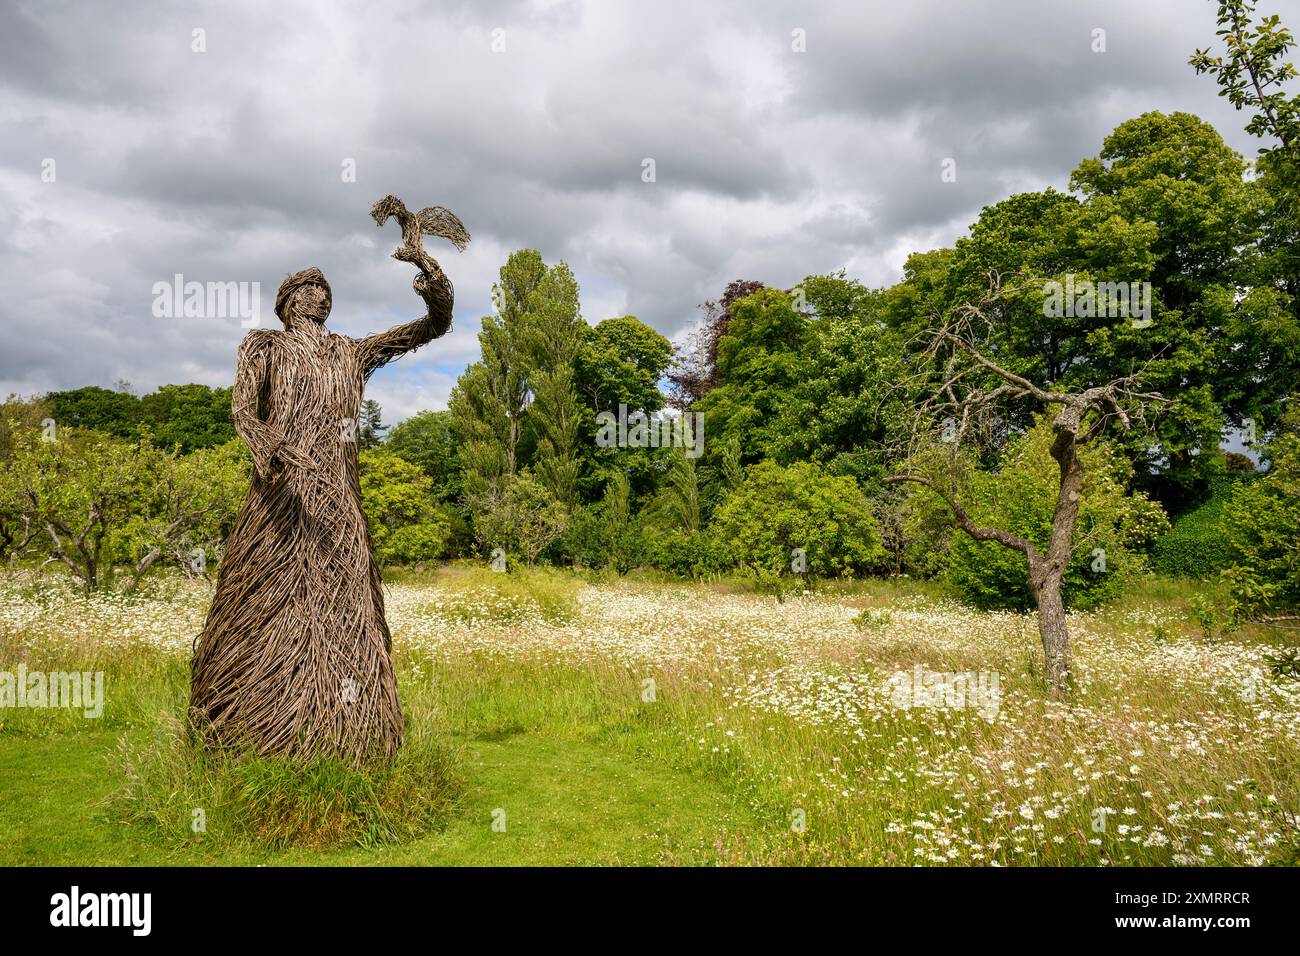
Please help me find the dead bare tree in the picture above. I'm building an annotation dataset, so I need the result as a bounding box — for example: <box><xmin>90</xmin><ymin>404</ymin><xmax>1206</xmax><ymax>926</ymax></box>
<box><xmin>887</xmin><ymin>286</ymin><xmax>1166</xmax><ymax>690</ymax></box>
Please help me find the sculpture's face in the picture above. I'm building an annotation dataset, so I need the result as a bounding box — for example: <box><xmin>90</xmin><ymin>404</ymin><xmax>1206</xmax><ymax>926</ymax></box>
<box><xmin>289</xmin><ymin>282</ymin><xmax>332</xmax><ymax>325</ymax></box>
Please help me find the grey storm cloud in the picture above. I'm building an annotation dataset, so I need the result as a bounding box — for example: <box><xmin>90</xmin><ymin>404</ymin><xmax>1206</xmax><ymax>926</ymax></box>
<box><xmin>0</xmin><ymin>0</ymin><xmax>1293</xmax><ymax>423</ymax></box>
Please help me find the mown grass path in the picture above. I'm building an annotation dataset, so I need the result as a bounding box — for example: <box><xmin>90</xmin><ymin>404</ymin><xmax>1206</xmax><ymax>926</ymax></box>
<box><xmin>0</xmin><ymin>728</ymin><xmax>749</xmax><ymax>866</ymax></box>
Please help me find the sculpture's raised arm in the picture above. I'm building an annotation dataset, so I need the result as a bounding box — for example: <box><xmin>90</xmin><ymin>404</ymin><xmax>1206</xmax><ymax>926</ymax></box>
<box><xmin>354</xmin><ymin>266</ymin><xmax>453</xmax><ymax>376</ymax></box>
<box><xmin>357</xmin><ymin>195</ymin><xmax>469</xmax><ymax>378</ymax></box>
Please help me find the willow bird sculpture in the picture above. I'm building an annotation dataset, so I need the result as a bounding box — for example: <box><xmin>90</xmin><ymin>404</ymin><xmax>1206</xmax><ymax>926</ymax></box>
<box><xmin>189</xmin><ymin>195</ymin><xmax>469</xmax><ymax>764</ymax></box>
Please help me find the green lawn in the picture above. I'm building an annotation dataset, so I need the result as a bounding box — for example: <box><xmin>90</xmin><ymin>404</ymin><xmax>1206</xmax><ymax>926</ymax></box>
<box><xmin>0</xmin><ymin>727</ymin><xmax>752</xmax><ymax>866</ymax></box>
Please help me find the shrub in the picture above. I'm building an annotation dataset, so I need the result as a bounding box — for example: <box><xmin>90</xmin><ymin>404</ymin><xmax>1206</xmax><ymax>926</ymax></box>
<box><xmin>384</xmin><ymin>409</ymin><xmax>460</xmax><ymax>502</ymax></box>
<box><xmin>382</xmin><ymin>521</ymin><xmax>450</xmax><ymax>565</ymax></box>
<box><xmin>644</xmin><ymin>528</ymin><xmax>730</xmax><ymax>579</ymax></box>
<box><xmin>437</xmin><ymin>504</ymin><xmax>475</xmax><ymax>559</ymax></box>
<box><xmin>467</xmin><ymin>472</ymin><xmax>569</xmax><ymax>566</ymax></box>
<box><xmin>1150</xmin><ymin>474</ymin><xmax>1250</xmax><ymax>577</ymax></box>
<box><xmin>1220</xmin><ymin>404</ymin><xmax>1300</xmax><ymax>615</ymax></box>
<box><xmin>0</xmin><ymin>427</ymin><xmax>247</xmax><ymax>590</ymax></box>
<box><xmin>899</xmin><ymin>486</ymin><xmax>958</xmax><ymax>579</ymax></box>
<box><xmin>359</xmin><ymin>450</ymin><xmax>449</xmax><ymax>565</ymax></box>
<box><xmin>711</xmin><ymin>460</ymin><xmax>886</xmax><ymax>582</ymax></box>
<box><xmin>562</xmin><ymin>503</ymin><xmax>613</xmax><ymax>569</ymax></box>
<box><xmin>1224</xmin><ymin>451</ymin><xmax>1256</xmax><ymax>475</ymax></box>
<box><xmin>562</xmin><ymin>473</ymin><xmax>646</xmax><ymax>573</ymax></box>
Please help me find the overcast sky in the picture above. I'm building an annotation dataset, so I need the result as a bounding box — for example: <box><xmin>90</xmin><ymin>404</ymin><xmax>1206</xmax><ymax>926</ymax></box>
<box><xmin>1</xmin><ymin>0</ymin><xmax>1295</xmax><ymax>423</ymax></box>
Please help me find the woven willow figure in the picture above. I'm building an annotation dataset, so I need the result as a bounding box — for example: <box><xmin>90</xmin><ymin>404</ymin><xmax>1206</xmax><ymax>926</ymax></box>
<box><xmin>190</xmin><ymin>196</ymin><xmax>469</xmax><ymax>763</ymax></box>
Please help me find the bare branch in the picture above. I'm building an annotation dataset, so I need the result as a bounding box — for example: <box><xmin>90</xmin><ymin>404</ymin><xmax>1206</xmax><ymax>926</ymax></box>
<box><xmin>883</xmin><ymin>474</ymin><xmax>1040</xmax><ymax>559</ymax></box>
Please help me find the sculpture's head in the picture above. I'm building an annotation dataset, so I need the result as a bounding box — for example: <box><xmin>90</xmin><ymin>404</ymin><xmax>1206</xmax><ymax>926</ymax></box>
<box><xmin>274</xmin><ymin>267</ymin><xmax>332</xmax><ymax>327</ymax></box>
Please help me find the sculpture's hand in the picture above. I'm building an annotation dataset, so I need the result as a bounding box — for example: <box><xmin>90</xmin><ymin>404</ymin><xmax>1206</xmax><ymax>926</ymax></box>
<box><xmin>360</xmin><ymin>195</ymin><xmax>467</xmax><ymax>376</ymax></box>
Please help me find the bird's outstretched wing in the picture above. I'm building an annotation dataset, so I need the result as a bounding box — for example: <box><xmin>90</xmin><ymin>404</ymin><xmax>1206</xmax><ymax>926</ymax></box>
<box><xmin>417</xmin><ymin>206</ymin><xmax>470</xmax><ymax>252</ymax></box>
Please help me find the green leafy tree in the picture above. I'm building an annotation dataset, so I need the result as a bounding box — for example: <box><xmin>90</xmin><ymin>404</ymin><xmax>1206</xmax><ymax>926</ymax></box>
<box><xmin>575</xmin><ymin>316</ymin><xmax>674</xmax><ymax>501</ymax></box>
<box><xmin>696</xmin><ymin>287</ymin><xmax>809</xmax><ymax>464</ymax></box>
<box><xmin>451</xmin><ymin>249</ymin><xmax>593</xmax><ymax>546</ymax></box>
<box><xmin>119</xmin><ymin>439</ymin><xmax>249</xmax><ymax>585</ymax></box>
<box><xmin>449</xmin><ymin>250</ymin><xmax>542</xmax><ymax>504</ymax></box>
<box><xmin>713</xmin><ymin>460</ymin><xmax>886</xmax><ymax>591</ymax></box>
<box><xmin>522</xmin><ymin>260</ymin><xmax>583</xmax><ymax>508</ymax></box>
<box><xmin>385</xmin><ymin>409</ymin><xmax>460</xmax><ymax>502</ymax></box>
<box><xmin>1070</xmin><ymin>112</ymin><xmax>1258</xmax><ymax>308</ymax></box>
<box><xmin>0</xmin><ymin>427</ymin><xmax>152</xmax><ymax>591</ymax></box>
<box><xmin>138</xmin><ymin>384</ymin><xmax>235</xmax><ymax>452</ymax></box>
<box><xmin>577</xmin><ymin>316</ymin><xmax>674</xmax><ymax>416</ymax></box>
<box><xmin>770</xmin><ymin>273</ymin><xmax>911</xmax><ymax>488</ymax></box>
<box><xmin>0</xmin><ymin>414</ymin><xmax>247</xmax><ymax>587</ymax></box>
<box><xmin>46</xmin><ymin>384</ymin><xmax>236</xmax><ymax>453</ymax></box>
<box><xmin>641</xmin><ymin>441</ymin><xmax>727</xmax><ymax>580</ymax></box>
<box><xmin>45</xmin><ymin>385</ymin><xmax>141</xmax><ymax>439</ymax></box>
<box><xmin>569</xmin><ymin>471</ymin><xmax>645</xmax><ymax>573</ymax></box>
<box><xmin>450</xmin><ymin>363</ymin><xmax>516</xmax><ymax>503</ymax></box>
<box><xmin>879</xmin><ymin>114</ymin><xmax>1286</xmax><ymax>506</ymax></box>
<box><xmin>1191</xmin><ymin>0</ymin><xmax>1300</xmax><ymax>156</ymax></box>
<box><xmin>0</xmin><ymin>395</ymin><xmax>51</xmax><ymax>557</ymax></box>
<box><xmin>358</xmin><ymin>450</ymin><xmax>449</xmax><ymax>565</ymax></box>
<box><xmin>359</xmin><ymin>399</ymin><xmax>386</xmax><ymax>450</ymax></box>
<box><xmin>563</xmin><ymin>503</ymin><xmax>614</xmax><ymax>569</ymax></box>
<box><xmin>1220</xmin><ymin>400</ymin><xmax>1300</xmax><ymax>616</ymax></box>
<box><xmin>1191</xmin><ymin>1</ymin><xmax>1300</xmax><ymax>440</ymax></box>
<box><xmin>655</xmin><ymin>445</ymin><xmax>702</xmax><ymax>534</ymax></box>
<box><xmin>471</xmin><ymin>472</ymin><xmax>568</xmax><ymax>567</ymax></box>
<box><xmin>1068</xmin><ymin>112</ymin><xmax>1273</xmax><ymax>495</ymax></box>
<box><xmin>878</xmin><ymin>248</ymin><xmax>957</xmax><ymax>341</ymax></box>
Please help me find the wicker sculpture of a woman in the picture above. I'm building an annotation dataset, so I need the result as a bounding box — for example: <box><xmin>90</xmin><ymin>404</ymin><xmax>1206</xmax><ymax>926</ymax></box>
<box><xmin>190</xmin><ymin>196</ymin><xmax>468</xmax><ymax>764</ymax></box>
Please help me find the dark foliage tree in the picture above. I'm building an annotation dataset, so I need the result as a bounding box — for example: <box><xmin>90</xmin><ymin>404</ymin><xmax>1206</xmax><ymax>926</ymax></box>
<box><xmin>45</xmin><ymin>385</ymin><xmax>140</xmax><ymax>439</ymax></box>
<box><xmin>667</xmin><ymin>279</ymin><xmax>763</xmax><ymax>408</ymax></box>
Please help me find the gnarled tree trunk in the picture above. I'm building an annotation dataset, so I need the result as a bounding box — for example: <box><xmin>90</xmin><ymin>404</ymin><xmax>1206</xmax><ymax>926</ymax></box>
<box><xmin>1028</xmin><ymin>557</ymin><xmax>1070</xmax><ymax>689</ymax></box>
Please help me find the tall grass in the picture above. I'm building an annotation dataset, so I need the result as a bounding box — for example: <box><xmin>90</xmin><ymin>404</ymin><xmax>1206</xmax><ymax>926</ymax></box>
<box><xmin>108</xmin><ymin>665</ymin><xmax>461</xmax><ymax>849</ymax></box>
<box><xmin>111</xmin><ymin>713</ymin><xmax>461</xmax><ymax>850</ymax></box>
